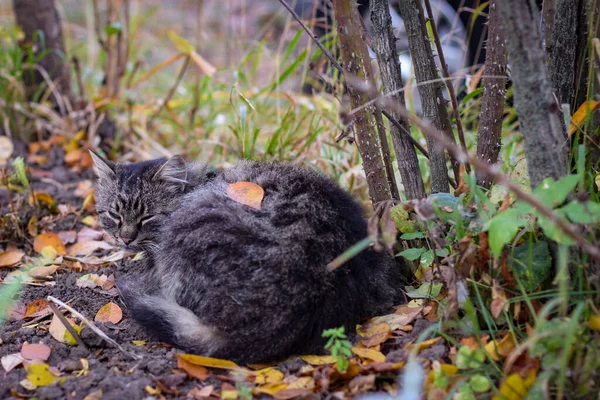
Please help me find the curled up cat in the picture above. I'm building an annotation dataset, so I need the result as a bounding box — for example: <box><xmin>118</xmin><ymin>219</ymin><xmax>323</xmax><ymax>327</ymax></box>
<box><xmin>91</xmin><ymin>151</ymin><xmax>408</xmax><ymax>363</ymax></box>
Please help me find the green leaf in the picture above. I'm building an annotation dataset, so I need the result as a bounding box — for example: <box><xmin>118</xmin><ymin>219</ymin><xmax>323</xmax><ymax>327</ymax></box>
<box><xmin>396</xmin><ymin>247</ymin><xmax>426</xmax><ymax>261</ymax></box>
<box><xmin>469</xmin><ymin>374</ymin><xmax>491</xmax><ymax>393</ymax></box>
<box><xmin>391</xmin><ymin>206</ymin><xmax>416</xmax><ymax>233</ymax></box>
<box><xmin>12</xmin><ymin>157</ymin><xmax>29</xmax><ymax>188</ymax></box>
<box><xmin>483</xmin><ymin>208</ymin><xmax>527</xmax><ymax>258</ymax></box>
<box><xmin>400</xmin><ymin>232</ymin><xmax>425</xmax><ymax>240</ymax></box>
<box><xmin>537</xmin><ymin>213</ymin><xmax>576</xmax><ymax>245</ymax></box>
<box><xmin>167</xmin><ymin>30</ymin><xmax>194</xmax><ymax>53</ymax></box>
<box><xmin>509</xmin><ymin>241</ymin><xmax>552</xmax><ymax>291</ymax></box>
<box><xmin>104</xmin><ymin>23</ymin><xmax>122</xmax><ymax>36</ymax></box>
<box><xmin>420</xmin><ymin>249</ymin><xmax>435</xmax><ymax>267</ymax></box>
<box><xmin>561</xmin><ymin>201</ymin><xmax>600</xmax><ymax>224</ymax></box>
<box><xmin>405</xmin><ymin>282</ymin><xmax>443</xmax><ymax>299</ymax></box>
<box><xmin>533</xmin><ymin>175</ymin><xmax>579</xmax><ymax>209</ymax></box>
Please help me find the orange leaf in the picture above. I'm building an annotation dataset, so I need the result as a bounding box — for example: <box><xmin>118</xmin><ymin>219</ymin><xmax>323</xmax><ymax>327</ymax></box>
<box><xmin>357</xmin><ymin>322</ymin><xmax>392</xmax><ymax>348</ymax></box>
<box><xmin>33</xmin><ymin>233</ymin><xmax>66</xmax><ymax>255</ymax></box>
<box><xmin>485</xmin><ymin>333</ymin><xmax>517</xmax><ymax>361</ymax></box>
<box><xmin>226</xmin><ymin>182</ymin><xmax>264</xmax><ymax>209</ymax></box>
<box><xmin>24</xmin><ymin>299</ymin><xmax>50</xmax><ymax>319</ymax></box>
<box><xmin>351</xmin><ymin>347</ymin><xmax>386</xmax><ymax>363</ymax></box>
<box><xmin>0</xmin><ymin>250</ymin><xmax>24</xmax><ymax>268</ymax></box>
<box><xmin>177</xmin><ymin>357</ymin><xmax>209</xmax><ymax>380</ymax></box>
<box><xmin>20</xmin><ymin>343</ymin><xmax>51</xmax><ymax>361</ymax></box>
<box><xmin>94</xmin><ymin>302</ymin><xmax>123</xmax><ymax>324</ymax></box>
<box><xmin>569</xmin><ymin>100</ymin><xmax>599</xmax><ymax>136</ymax></box>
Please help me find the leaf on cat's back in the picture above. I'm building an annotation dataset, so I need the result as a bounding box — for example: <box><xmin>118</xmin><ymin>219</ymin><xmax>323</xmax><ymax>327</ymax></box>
<box><xmin>226</xmin><ymin>182</ymin><xmax>264</xmax><ymax>209</ymax></box>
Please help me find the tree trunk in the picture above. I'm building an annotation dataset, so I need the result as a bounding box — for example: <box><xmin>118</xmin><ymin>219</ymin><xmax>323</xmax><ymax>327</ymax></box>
<box><xmin>498</xmin><ymin>0</ymin><xmax>568</xmax><ymax>189</ymax></box>
<box><xmin>370</xmin><ymin>0</ymin><xmax>426</xmax><ymax>200</ymax></box>
<box><xmin>13</xmin><ymin>0</ymin><xmax>73</xmax><ymax>106</ymax></box>
<box><xmin>546</xmin><ymin>0</ymin><xmax>584</xmax><ymax>107</ymax></box>
<box><xmin>395</xmin><ymin>0</ymin><xmax>456</xmax><ymax>194</ymax></box>
<box><xmin>330</xmin><ymin>0</ymin><xmax>392</xmax><ymax>204</ymax></box>
<box><xmin>475</xmin><ymin>0</ymin><xmax>507</xmax><ymax>188</ymax></box>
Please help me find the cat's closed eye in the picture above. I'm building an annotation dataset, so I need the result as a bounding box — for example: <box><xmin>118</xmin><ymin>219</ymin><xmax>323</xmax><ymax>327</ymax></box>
<box><xmin>138</xmin><ymin>215</ymin><xmax>156</xmax><ymax>227</ymax></box>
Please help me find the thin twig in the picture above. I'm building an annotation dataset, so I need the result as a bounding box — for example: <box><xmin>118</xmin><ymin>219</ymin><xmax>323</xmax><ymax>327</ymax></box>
<box><xmin>148</xmin><ymin>56</ymin><xmax>191</xmax><ymax>127</ymax></box>
<box><xmin>47</xmin><ymin>301</ymin><xmax>87</xmax><ymax>348</ymax></box>
<box><xmin>22</xmin><ymin>64</ymin><xmax>66</xmax><ymax>116</ymax></box>
<box><xmin>71</xmin><ymin>57</ymin><xmax>86</xmax><ymax>100</ymax></box>
<box><xmin>48</xmin><ymin>296</ymin><xmax>141</xmax><ymax>360</ymax></box>
<box><xmin>423</xmin><ymin>0</ymin><xmax>470</xmax><ymax>172</ymax></box>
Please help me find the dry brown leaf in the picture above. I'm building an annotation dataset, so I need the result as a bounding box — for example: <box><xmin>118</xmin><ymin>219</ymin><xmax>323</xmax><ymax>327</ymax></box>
<box><xmin>348</xmin><ymin>374</ymin><xmax>376</xmax><ymax>395</ymax></box>
<box><xmin>32</xmin><ymin>193</ymin><xmax>56</xmax><ymax>208</ymax></box>
<box><xmin>0</xmin><ymin>251</ymin><xmax>24</xmax><ymax>268</ymax></box>
<box><xmin>58</xmin><ymin>231</ymin><xmax>77</xmax><ymax>245</ymax></box>
<box><xmin>485</xmin><ymin>333</ymin><xmax>517</xmax><ymax>361</ymax></box>
<box><xmin>29</xmin><ymin>265</ymin><xmax>59</xmax><ymax>278</ymax></box>
<box><xmin>94</xmin><ymin>302</ymin><xmax>123</xmax><ymax>324</ymax></box>
<box><xmin>33</xmin><ymin>233</ymin><xmax>66</xmax><ymax>255</ymax></box>
<box><xmin>20</xmin><ymin>343</ymin><xmax>51</xmax><ymax>361</ymax></box>
<box><xmin>226</xmin><ymin>182</ymin><xmax>264</xmax><ymax>209</ymax></box>
<box><xmin>49</xmin><ymin>314</ymin><xmax>79</xmax><ymax>345</ymax></box>
<box><xmin>299</xmin><ymin>355</ymin><xmax>335</xmax><ymax>365</ymax></box>
<box><xmin>24</xmin><ymin>299</ymin><xmax>50</xmax><ymax>319</ymax></box>
<box><xmin>68</xmin><ymin>241</ymin><xmax>113</xmax><ymax>257</ymax></box>
<box><xmin>357</xmin><ymin>322</ymin><xmax>392</xmax><ymax>347</ymax></box>
<box><xmin>177</xmin><ymin>357</ymin><xmax>209</xmax><ymax>380</ymax></box>
<box><xmin>187</xmin><ymin>385</ymin><xmax>214</xmax><ymax>399</ymax></box>
<box><xmin>272</xmin><ymin>389</ymin><xmax>314</xmax><ymax>400</ymax></box>
<box><xmin>77</xmin><ymin>228</ymin><xmax>104</xmax><ymax>242</ymax></box>
<box><xmin>0</xmin><ymin>136</ymin><xmax>14</xmax><ymax>166</ymax></box>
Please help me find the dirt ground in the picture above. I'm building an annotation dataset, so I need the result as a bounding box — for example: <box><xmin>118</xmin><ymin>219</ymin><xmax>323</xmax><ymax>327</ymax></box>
<box><xmin>0</xmin><ymin>142</ymin><xmax>447</xmax><ymax>399</ymax></box>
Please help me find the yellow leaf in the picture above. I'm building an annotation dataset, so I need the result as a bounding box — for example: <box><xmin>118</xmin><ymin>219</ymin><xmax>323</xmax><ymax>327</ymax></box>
<box><xmin>24</xmin><ymin>299</ymin><xmax>50</xmax><ymax>318</ymax></box>
<box><xmin>569</xmin><ymin>100</ymin><xmax>599</xmax><ymax>136</ymax></box>
<box><xmin>94</xmin><ymin>302</ymin><xmax>123</xmax><ymax>324</ymax></box>
<box><xmin>440</xmin><ymin>363</ymin><xmax>459</xmax><ymax>375</ymax></box>
<box><xmin>176</xmin><ymin>354</ymin><xmax>243</xmax><ymax>371</ymax></box>
<box><xmin>26</xmin><ymin>363</ymin><xmax>58</xmax><ymax>387</ymax></box>
<box><xmin>357</xmin><ymin>322</ymin><xmax>392</xmax><ymax>347</ymax></box>
<box><xmin>493</xmin><ymin>373</ymin><xmax>530</xmax><ymax>400</ymax></box>
<box><xmin>485</xmin><ymin>334</ymin><xmax>516</xmax><ymax>362</ymax></box>
<box><xmin>227</xmin><ymin>182</ymin><xmax>264</xmax><ymax>209</ymax></box>
<box><xmin>132</xmin><ymin>340</ymin><xmax>146</xmax><ymax>347</ymax></box>
<box><xmin>0</xmin><ymin>136</ymin><xmax>14</xmax><ymax>167</ymax></box>
<box><xmin>299</xmin><ymin>355</ymin><xmax>335</xmax><ymax>365</ymax></box>
<box><xmin>81</xmin><ymin>216</ymin><xmax>97</xmax><ymax>227</ymax></box>
<box><xmin>221</xmin><ymin>389</ymin><xmax>239</xmax><ymax>400</ymax></box>
<box><xmin>255</xmin><ymin>367</ymin><xmax>284</xmax><ymax>384</ymax></box>
<box><xmin>405</xmin><ymin>337</ymin><xmax>442</xmax><ymax>352</ymax></box>
<box><xmin>33</xmin><ymin>233</ymin><xmax>66</xmax><ymax>255</ymax></box>
<box><xmin>49</xmin><ymin>314</ymin><xmax>80</xmax><ymax>345</ymax></box>
<box><xmin>33</xmin><ymin>193</ymin><xmax>56</xmax><ymax>208</ymax></box>
<box><xmin>0</xmin><ymin>250</ymin><xmax>24</xmax><ymax>268</ymax></box>
<box><xmin>167</xmin><ymin>31</ymin><xmax>195</xmax><ymax>53</ymax></box>
<box><xmin>287</xmin><ymin>376</ymin><xmax>315</xmax><ymax>390</ymax></box>
<box><xmin>351</xmin><ymin>347</ymin><xmax>386</xmax><ymax>363</ymax></box>
<box><xmin>588</xmin><ymin>315</ymin><xmax>600</xmax><ymax>331</ymax></box>
<box><xmin>177</xmin><ymin>357</ymin><xmax>209</xmax><ymax>380</ymax></box>
<box><xmin>254</xmin><ymin>383</ymin><xmax>289</xmax><ymax>396</ymax></box>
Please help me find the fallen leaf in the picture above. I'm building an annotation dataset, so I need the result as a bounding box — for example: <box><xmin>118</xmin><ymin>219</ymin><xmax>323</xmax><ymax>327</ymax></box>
<box><xmin>272</xmin><ymin>389</ymin><xmax>315</xmax><ymax>400</ymax></box>
<box><xmin>94</xmin><ymin>302</ymin><xmax>123</xmax><ymax>324</ymax></box>
<box><xmin>33</xmin><ymin>233</ymin><xmax>66</xmax><ymax>255</ymax></box>
<box><xmin>485</xmin><ymin>334</ymin><xmax>517</xmax><ymax>362</ymax></box>
<box><xmin>349</xmin><ymin>374</ymin><xmax>376</xmax><ymax>395</ymax></box>
<box><xmin>58</xmin><ymin>231</ymin><xmax>77</xmax><ymax>244</ymax></box>
<box><xmin>0</xmin><ymin>136</ymin><xmax>14</xmax><ymax>166</ymax></box>
<box><xmin>187</xmin><ymin>385</ymin><xmax>214</xmax><ymax>399</ymax></box>
<box><xmin>27</xmin><ymin>216</ymin><xmax>39</xmax><ymax>236</ymax></box>
<box><xmin>226</xmin><ymin>182</ymin><xmax>264</xmax><ymax>209</ymax></box>
<box><xmin>32</xmin><ymin>193</ymin><xmax>56</xmax><ymax>209</ymax></box>
<box><xmin>26</xmin><ymin>363</ymin><xmax>58</xmax><ymax>387</ymax></box>
<box><xmin>77</xmin><ymin>228</ymin><xmax>104</xmax><ymax>242</ymax></box>
<box><xmin>0</xmin><ymin>250</ymin><xmax>25</xmax><ymax>268</ymax></box>
<box><xmin>24</xmin><ymin>299</ymin><xmax>50</xmax><ymax>319</ymax></box>
<box><xmin>176</xmin><ymin>354</ymin><xmax>243</xmax><ymax>371</ymax></box>
<box><xmin>81</xmin><ymin>216</ymin><xmax>97</xmax><ymax>227</ymax></box>
<box><xmin>2</xmin><ymin>353</ymin><xmax>24</xmax><ymax>373</ymax></box>
<box><xmin>286</xmin><ymin>376</ymin><xmax>315</xmax><ymax>390</ymax></box>
<box><xmin>405</xmin><ymin>337</ymin><xmax>442</xmax><ymax>353</ymax></box>
<box><xmin>20</xmin><ymin>343</ymin><xmax>51</xmax><ymax>361</ymax></box>
<box><xmin>569</xmin><ymin>100</ymin><xmax>599</xmax><ymax>136</ymax></box>
<box><xmin>588</xmin><ymin>315</ymin><xmax>600</xmax><ymax>331</ymax></box>
<box><xmin>299</xmin><ymin>355</ymin><xmax>335</xmax><ymax>365</ymax></box>
<box><xmin>83</xmin><ymin>389</ymin><xmax>103</xmax><ymax>400</ymax></box>
<box><xmin>132</xmin><ymin>340</ymin><xmax>146</xmax><ymax>346</ymax></box>
<box><xmin>254</xmin><ymin>367</ymin><xmax>284</xmax><ymax>384</ymax></box>
<box><xmin>29</xmin><ymin>265</ymin><xmax>59</xmax><ymax>278</ymax></box>
<box><xmin>254</xmin><ymin>383</ymin><xmax>288</xmax><ymax>396</ymax></box>
<box><xmin>351</xmin><ymin>347</ymin><xmax>386</xmax><ymax>363</ymax></box>
<box><xmin>76</xmin><ymin>273</ymin><xmax>108</xmax><ymax>289</ymax></box>
<box><xmin>493</xmin><ymin>371</ymin><xmax>536</xmax><ymax>400</ymax></box>
<box><xmin>357</xmin><ymin>322</ymin><xmax>392</xmax><ymax>347</ymax></box>
<box><xmin>49</xmin><ymin>314</ymin><xmax>80</xmax><ymax>345</ymax></box>
<box><xmin>69</xmin><ymin>241</ymin><xmax>113</xmax><ymax>257</ymax></box>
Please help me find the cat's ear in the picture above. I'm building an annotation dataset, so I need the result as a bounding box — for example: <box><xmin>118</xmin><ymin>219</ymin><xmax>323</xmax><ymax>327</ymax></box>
<box><xmin>153</xmin><ymin>155</ymin><xmax>188</xmax><ymax>191</ymax></box>
<box><xmin>89</xmin><ymin>150</ymin><xmax>116</xmax><ymax>181</ymax></box>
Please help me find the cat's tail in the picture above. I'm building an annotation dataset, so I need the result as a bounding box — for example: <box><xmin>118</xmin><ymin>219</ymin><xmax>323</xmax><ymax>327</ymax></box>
<box><xmin>118</xmin><ymin>276</ymin><xmax>224</xmax><ymax>355</ymax></box>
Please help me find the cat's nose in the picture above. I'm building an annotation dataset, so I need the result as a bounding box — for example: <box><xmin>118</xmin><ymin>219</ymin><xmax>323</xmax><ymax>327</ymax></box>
<box><xmin>122</xmin><ymin>237</ymin><xmax>134</xmax><ymax>245</ymax></box>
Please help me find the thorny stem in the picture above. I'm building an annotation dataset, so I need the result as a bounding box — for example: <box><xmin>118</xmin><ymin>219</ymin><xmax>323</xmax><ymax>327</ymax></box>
<box><xmin>423</xmin><ymin>0</ymin><xmax>470</xmax><ymax>172</ymax></box>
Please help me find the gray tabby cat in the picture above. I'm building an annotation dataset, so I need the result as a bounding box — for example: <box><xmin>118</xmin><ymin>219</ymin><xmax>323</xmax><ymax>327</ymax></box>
<box><xmin>91</xmin><ymin>151</ymin><xmax>407</xmax><ymax>363</ymax></box>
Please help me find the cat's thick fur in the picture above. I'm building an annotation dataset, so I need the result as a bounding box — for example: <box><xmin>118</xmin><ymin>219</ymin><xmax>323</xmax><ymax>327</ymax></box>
<box><xmin>92</xmin><ymin>153</ymin><xmax>407</xmax><ymax>363</ymax></box>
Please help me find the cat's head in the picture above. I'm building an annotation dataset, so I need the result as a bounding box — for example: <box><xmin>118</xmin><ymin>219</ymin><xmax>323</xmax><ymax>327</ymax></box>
<box><xmin>90</xmin><ymin>151</ymin><xmax>190</xmax><ymax>251</ymax></box>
